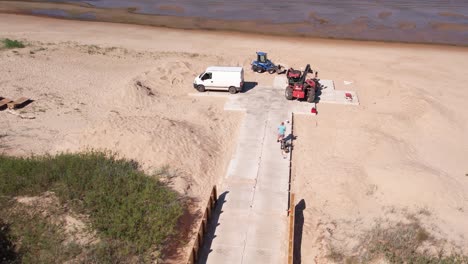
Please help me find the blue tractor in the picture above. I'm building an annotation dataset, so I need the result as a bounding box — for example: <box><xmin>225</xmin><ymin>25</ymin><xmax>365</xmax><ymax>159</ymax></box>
<box><xmin>251</xmin><ymin>52</ymin><xmax>283</xmax><ymax>74</ymax></box>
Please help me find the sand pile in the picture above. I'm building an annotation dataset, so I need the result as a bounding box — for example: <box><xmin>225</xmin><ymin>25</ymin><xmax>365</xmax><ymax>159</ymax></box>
<box><xmin>0</xmin><ymin>39</ymin><xmax>242</xmax><ymax>262</ymax></box>
<box><xmin>0</xmin><ymin>38</ymin><xmax>241</xmax><ymax>201</ymax></box>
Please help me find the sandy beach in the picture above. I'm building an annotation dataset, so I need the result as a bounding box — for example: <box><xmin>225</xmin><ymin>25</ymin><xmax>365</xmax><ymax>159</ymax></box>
<box><xmin>1</xmin><ymin>0</ymin><xmax>468</xmax><ymax>45</ymax></box>
<box><xmin>1</xmin><ymin>14</ymin><xmax>468</xmax><ymax>262</ymax></box>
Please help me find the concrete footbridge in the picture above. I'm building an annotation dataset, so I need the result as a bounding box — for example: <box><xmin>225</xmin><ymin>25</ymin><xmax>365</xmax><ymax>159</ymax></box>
<box><xmin>189</xmin><ymin>77</ymin><xmax>358</xmax><ymax>263</ymax></box>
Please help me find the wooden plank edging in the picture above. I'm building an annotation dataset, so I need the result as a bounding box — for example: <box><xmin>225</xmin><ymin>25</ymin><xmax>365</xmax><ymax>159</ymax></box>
<box><xmin>187</xmin><ymin>185</ymin><xmax>218</xmax><ymax>264</ymax></box>
<box><xmin>288</xmin><ymin>193</ymin><xmax>295</xmax><ymax>264</ymax></box>
<box><xmin>287</xmin><ymin>112</ymin><xmax>295</xmax><ymax>264</ymax></box>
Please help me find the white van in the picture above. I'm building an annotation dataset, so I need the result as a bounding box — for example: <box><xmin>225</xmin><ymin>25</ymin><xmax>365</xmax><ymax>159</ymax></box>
<box><xmin>193</xmin><ymin>66</ymin><xmax>244</xmax><ymax>94</ymax></box>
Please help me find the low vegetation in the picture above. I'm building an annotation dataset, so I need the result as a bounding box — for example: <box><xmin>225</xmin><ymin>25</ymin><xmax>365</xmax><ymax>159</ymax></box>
<box><xmin>1</xmin><ymin>38</ymin><xmax>25</xmax><ymax>49</ymax></box>
<box><xmin>328</xmin><ymin>218</ymin><xmax>468</xmax><ymax>264</ymax></box>
<box><xmin>1</xmin><ymin>199</ymin><xmax>81</xmax><ymax>263</ymax></box>
<box><xmin>0</xmin><ymin>152</ymin><xmax>184</xmax><ymax>262</ymax></box>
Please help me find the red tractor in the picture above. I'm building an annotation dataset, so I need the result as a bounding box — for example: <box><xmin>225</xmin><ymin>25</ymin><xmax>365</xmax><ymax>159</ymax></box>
<box><xmin>285</xmin><ymin>64</ymin><xmax>317</xmax><ymax>103</ymax></box>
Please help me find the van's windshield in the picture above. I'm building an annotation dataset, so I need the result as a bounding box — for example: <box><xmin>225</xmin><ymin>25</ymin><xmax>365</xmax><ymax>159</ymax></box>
<box><xmin>199</xmin><ymin>73</ymin><xmax>204</xmax><ymax>78</ymax></box>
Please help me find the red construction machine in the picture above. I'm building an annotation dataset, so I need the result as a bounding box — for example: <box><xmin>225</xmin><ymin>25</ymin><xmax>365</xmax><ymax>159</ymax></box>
<box><xmin>284</xmin><ymin>64</ymin><xmax>317</xmax><ymax>103</ymax></box>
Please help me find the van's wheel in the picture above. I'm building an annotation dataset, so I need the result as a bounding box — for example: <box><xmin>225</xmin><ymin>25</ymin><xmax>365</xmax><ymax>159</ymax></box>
<box><xmin>268</xmin><ymin>68</ymin><xmax>276</xmax><ymax>74</ymax></box>
<box><xmin>307</xmin><ymin>89</ymin><xmax>315</xmax><ymax>103</ymax></box>
<box><xmin>285</xmin><ymin>87</ymin><xmax>293</xmax><ymax>100</ymax></box>
<box><xmin>228</xmin><ymin>86</ymin><xmax>237</xmax><ymax>94</ymax></box>
<box><xmin>197</xmin><ymin>85</ymin><xmax>205</xmax><ymax>92</ymax></box>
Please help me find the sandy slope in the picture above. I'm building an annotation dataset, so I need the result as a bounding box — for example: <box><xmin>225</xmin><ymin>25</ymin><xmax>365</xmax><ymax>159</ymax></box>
<box><xmin>0</xmin><ymin>16</ymin><xmax>244</xmax><ymax>261</ymax></box>
<box><xmin>1</xmin><ymin>14</ymin><xmax>468</xmax><ymax>262</ymax></box>
<box><xmin>292</xmin><ymin>56</ymin><xmax>468</xmax><ymax>261</ymax></box>
<box><xmin>0</xmin><ymin>39</ymin><xmax>243</xmax><ymax>199</ymax></box>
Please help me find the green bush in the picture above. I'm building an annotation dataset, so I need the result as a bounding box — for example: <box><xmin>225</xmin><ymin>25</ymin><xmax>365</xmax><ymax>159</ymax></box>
<box><xmin>0</xmin><ymin>218</ymin><xmax>17</xmax><ymax>263</ymax></box>
<box><xmin>0</xmin><ymin>152</ymin><xmax>183</xmax><ymax>259</ymax></box>
<box><xmin>1</xmin><ymin>199</ymin><xmax>81</xmax><ymax>264</ymax></box>
<box><xmin>2</xmin><ymin>39</ymin><xmax>25</xmax><ymax>49</ymax></box>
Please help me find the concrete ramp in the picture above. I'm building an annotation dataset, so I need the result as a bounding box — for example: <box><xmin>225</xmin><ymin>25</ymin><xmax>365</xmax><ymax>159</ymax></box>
<box><xmin>192</xmin><ymin>77</ymin><xmax>358</xmax><ymax>263</ymax></box>
<box><xmin>318</xmin><ymin>80</ymin><xmax>359</xmax><ymax>105</ymax></box>
<box><xmin>273</xmin><ymin>76</ymin><xmax>360</xmax><ymax>105</ymax></box>
<box><xmin>200</xmin><ymin>87</ymin><xmax>291</xmax><ymax>264</ymax></box>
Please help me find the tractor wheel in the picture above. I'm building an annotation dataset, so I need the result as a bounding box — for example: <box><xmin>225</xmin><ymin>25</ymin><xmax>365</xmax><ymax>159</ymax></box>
<box><xmin>197</xmin><ymin>85</ymin><xmax>205</xmax><ymax>92</ymax></box>
<box><xmin>276</xmin><ymin>65</ymin><xmax>284</xmax><ymax>74</ymax></box>
<box><xmin>268</xmin><ymin>68</ymin><xmax>276</xmax><ymax>74</ymax></box>
<box><xmin>256</xmin><ymin>67</ymin><xmax>265</xmax><ymax>73</ymax></box>
<box><xmin>307</xmin><ymin>89</ymin><xmax>316</xmax><ymax>103</ymax></box>
<box><xmin>285</xmin><ymin>87</ymin><xmax>293</xmax><ymax>100</ymax></box>
<box><xmin>228</xmin><ymin>86</ymin><xmax>237</xmax><ymax>94</ymax></box>
<box><xmin>251</xmin><ymin>65</ymin><xmax>258</xmax><ymax>72</ymax></box>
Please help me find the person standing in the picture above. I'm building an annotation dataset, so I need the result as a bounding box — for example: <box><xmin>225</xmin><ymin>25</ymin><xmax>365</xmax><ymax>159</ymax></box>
<box><xmin>277</xmin><ymin>122</ymin><xmax>286</xmax><ymax>142</ymax></box>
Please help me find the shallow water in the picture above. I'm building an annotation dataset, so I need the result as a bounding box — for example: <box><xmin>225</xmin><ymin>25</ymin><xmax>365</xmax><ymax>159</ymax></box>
<box><xmin>17</xmin><ymin>0</ymin><xmax>468</xmax><ymax>45</ymax></box>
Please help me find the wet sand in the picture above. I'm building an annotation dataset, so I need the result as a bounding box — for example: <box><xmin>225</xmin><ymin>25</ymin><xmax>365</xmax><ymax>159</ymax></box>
<box><xmin>1</xmin><ymin>0</ymin><xmax>468</xmax><ymax>45</ymax></box>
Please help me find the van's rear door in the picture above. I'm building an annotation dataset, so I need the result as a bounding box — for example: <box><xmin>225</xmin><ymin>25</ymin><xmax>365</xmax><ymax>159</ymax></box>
<box><xmin>240</xmin><ymin>68</ymin><xmax>244</xmax><ymax>90</ymax></box>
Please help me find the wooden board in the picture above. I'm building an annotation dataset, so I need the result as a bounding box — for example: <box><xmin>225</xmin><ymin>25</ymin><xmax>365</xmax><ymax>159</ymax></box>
<box><xmin>0</xmin><ymin>98</ymin><xmax>13</xmax><ymax>110</ymax></box>
<box><xmin>7</xmin><ymin>97</ymin><xmax>30</xmax><ymax>109</ymax></box>
<box><xmin>288</xmin><ymin>193</ymin><xmax>295</xmax><ymax>264</ymax></box>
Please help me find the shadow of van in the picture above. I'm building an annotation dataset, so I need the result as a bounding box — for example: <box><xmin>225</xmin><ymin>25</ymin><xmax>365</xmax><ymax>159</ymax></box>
<box><xmin>241</xmin><ymin>81</ymin><xmax>258</xmax><ymax>93</ymax></box>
